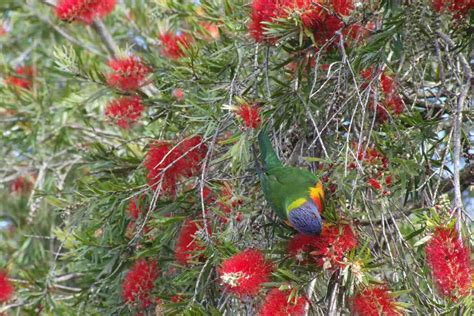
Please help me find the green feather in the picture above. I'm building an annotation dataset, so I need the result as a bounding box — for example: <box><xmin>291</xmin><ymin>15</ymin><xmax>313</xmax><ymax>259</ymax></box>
<box><xmin>258</xmin><ymin>131</ymin><xmax>319</xmax><ymax>220</ymax></box>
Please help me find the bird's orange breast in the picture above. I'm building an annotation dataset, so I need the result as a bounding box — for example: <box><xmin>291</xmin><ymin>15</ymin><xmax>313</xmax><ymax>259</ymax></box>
<box><xmin>309</xmin><ymin>181</ymin><xmax>325</xmax><ymax>213</ymax></box>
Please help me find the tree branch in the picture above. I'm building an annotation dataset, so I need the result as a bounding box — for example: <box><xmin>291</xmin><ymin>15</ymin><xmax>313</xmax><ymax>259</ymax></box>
<box><xmin>38</xmin><ymin>0</ymin><xmax>119</xmax><ymax>58</ymax></box>
<box><xmin>91</xmin><ymin>19</ymin><xmax>119</xmax><ymax>58</ymax></box>
<box><xmin>357</xmin><ymin>164</ymin><xmax>474</xmax><ymax>226</ymax></box>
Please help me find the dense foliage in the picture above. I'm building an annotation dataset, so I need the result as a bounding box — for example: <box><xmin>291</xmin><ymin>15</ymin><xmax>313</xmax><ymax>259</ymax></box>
<box><xmin>0</xmin><ymin>0</ymin><xmax>472</xmax><ymax>315</ymax></box>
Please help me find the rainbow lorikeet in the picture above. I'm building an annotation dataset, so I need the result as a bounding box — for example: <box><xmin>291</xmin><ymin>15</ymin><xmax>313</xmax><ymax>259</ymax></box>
<box><xmin>258</xmin><ymin>131</ymin><xmax>324</xmax><ymax>235</ymax></box>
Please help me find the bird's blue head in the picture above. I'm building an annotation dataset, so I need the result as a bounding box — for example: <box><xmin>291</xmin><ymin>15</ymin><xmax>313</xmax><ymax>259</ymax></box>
<box><xmin>287</xmin><ymin>199</ymin><xmax>323</xmax><ymax>235</ymax></box>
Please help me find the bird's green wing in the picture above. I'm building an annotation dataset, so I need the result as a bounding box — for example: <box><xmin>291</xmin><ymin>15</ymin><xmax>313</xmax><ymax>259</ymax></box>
<box><xmin>260</xmin><ymin>166</ymin><xmax>318</xmax><ymax>220</ymax></box>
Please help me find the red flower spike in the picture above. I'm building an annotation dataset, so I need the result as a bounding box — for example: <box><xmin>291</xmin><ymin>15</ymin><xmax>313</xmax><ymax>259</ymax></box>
<box><xmin>202</xmin><ymin>186</ymin><xmax>216</xmax><ymax>203</ymax></box>
<box><xmin>380</xmin><ymin>73</ymin><xmax>395</xmax><ymax>95</ymax></box>
<box><xmin>355</xmin><ymin>144</ymin><xmax>389</xmax><ymax>174</ymax></box>
<box><xmin>216</xmin><ymin>182</ymin><xmax>235</xmax><ymax>216</ymax></box>
<box><xmin>0</xmin><ymin>271</ymin><xmax>13</xmax><ymax>303</ymax></box>
<box><xmin>249</xmin><ymin>0</ymin><xmax>357</xmax><ymax>46</ymax></box>
<box><xmin>145</xmin><ymin>142</ymin><xmax>180</xmax><ymax>195</ymax></box>
<box><xmin>178</xmin><ymin>136</ymin><xmax>208</xmax><ymax>177</ymax></box>
<box><xmin>249</xmin><ymin>0</ymin><xmax>279</xmax><ymax>42</ymax></box>
<box><xmin>288</xmin><ymin>233</ymin><xmax>319</xmax><ymax>263</ymax></box>
<box><xmin>55</xmin><ymin>0</ymin><xmax>116</xmax><ymax>24</ymax></box>
<box><xmin>5</xmin><ymin>66</ymin><xmax>34</xmax><ymax>90</ymax></box>
<box><xmin>219</xmin><ymin>249</ymin><xmax>273</xmax><ymax>297</ymax></box>
<box><xmin>345</xmin><ymin>22</ymin><xmax>373</xmax><ymax>43</ymax></box>
<box><xmin>199</xmin><ymin>22</ymin><xmax>220</xmax><ymax>41</ymax></box>
<box><xmin>172</xmin><ymin>88</ymin><xmax>184</xmax><ymax>101</ymax></box>
<box><xmin>105</xmin><ymin>96</ymin><xmax>144</xmax><ymax>129</ymax></box>
<box><xmin>361</xmin><ymin>68</ymin><xmax>404</xmax><ymax>121</ymax></box>
<box><xmin>122</xmin><ymin>259</ymin><xmax>159</xmax><ymax>308</ymax></box>
<box><xmin>237</xmin><ymin>103</ymin><xmax>262</xmax><ymax>129</ymax></box>
<box><xmin>425</xmin><ymin>227</ymin><xmax>471</xmax><ymax>300</ymax></box>
<box><xmin>0</xmin><ymin>24</ymin><xmax>6</xmax><ymax>36</ymax></box>
<box><xmin>106</xmin><ymin>57</ymin><xmax>150</xmax><ymax>91</ymax></box>
<box><xmin>310</xmin><ymin>223</ymin><xmax>358</xmax><ymax>269</ymax></box>
<box><xmin>144</xmin><ymin>136</ymin><xmax>207</xmax><ymax>195</ymax></box>
<box><xmin>127</xmin><ymin>196</ymin><xmax>144</xmax><ymax>220</ymax></box>
<box><xmin>314</xmin><ymin>14</ymin><xmax>344</xmax><ymax>45</ymax></box>
<box><xmin>258</xmin><ymin>288</ymin><xmax>306</xmax><ymax>316</ymax></box>
<box><xmin>175</xmin><ymin>219</ymin><xmax>210</xmax><ymax>265</ymax></box>
<box><xmin>235</xmin><ymin>212</ymin><xmax>244</xmax><ymax>222</ymax></box>
<box><xmin>352</xmin><ymin>285</ymin><xmax>401</xmax><ymax>316</ymax></box>
<box><xmin>332</xmin><ymin>0</ymin><xmax>355</xmax><ymax>16</ymax></box>
<box><xmin>10</xmin><ymin>176</ymin><xmax>33</xmax><ymax>195</ymax></box>
<box><xmin>170</xmin><ymin>294</ymin><xmax>183</xmax><ymax>302</ymax></box>
<box><xmin>367</xmin><ymin>178</ymin><xmax>382</xmax><ymax>191</ymax></box>
<box><xmin>432</xmin><ymin>0</ymin><xmax>474</xmax><ymax>19</ymax></box>
<box><xmin>386</xmin><ymin>95</ymin><xmax>404</xmax><ymax>115</ymax></box>
<box><xmin>159</xmin><ymin>32</ymin><xmax>192</xmax><ymax>60</ymax></box>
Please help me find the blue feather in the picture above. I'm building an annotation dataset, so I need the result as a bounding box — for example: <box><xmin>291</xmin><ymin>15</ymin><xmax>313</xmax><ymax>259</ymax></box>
<box><xmin>288</xmin><ymin>200</ymin><xmax>322</xmax><ymax>235</ymax></box>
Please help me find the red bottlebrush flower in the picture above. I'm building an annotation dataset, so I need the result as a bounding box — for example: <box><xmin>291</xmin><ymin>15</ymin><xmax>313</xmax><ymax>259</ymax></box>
<box><xmin>159</xmin><ymin>32</ymin><xmax>192</xmax><ymax>60</ymax></box>
<box><xmin>106</xmin><ymin>56</ymin><xmax>150</xmax><ymax>91</ymax></box>
<box><xmin>258</xmin><ymin>288</ymin><xmax>306</xmax><ymax>316</ymax></box>
<box><xmin>346</xmin><ymin>21</ymin><xmax>376</xmax><ymax>43</ymax></box>
<box><xmin>360</xmin><ymin>67</ymin><xmax>376</xmax><ymax>86</ymax></box>
<box><xmin>172</xmin><ymin>88</ymin><xmax>184</xmax><ymax>101</ymax></box>
<box><xmin>0</xmin><ymin>24</ymin><xmax>7</xmax><ymax>36</ymax></box>
<box><xmin>0</xmin><ymin>271</ymin><xmax>13</xmax><ymax>302</ymax></box>
<box><xmin>237</xmin><ymin>103</ymin><xmax>262</xmax><ymax>129</ymax></box>
<box><xmin>313</xmin><ymin>14</ymin><xmax>344</xmax><ymax>45</ymax></box>
<box><xmin>386</xmin><ymin>95</ymin><xmax>404</xmax><ymax>115</ymax></box>
<box><xmin>352</xmin><ymin>285</ymin><xmax>401</xmax><ymax>316</ymax></box>
<box><xmin>280</xmin><ymin>0</ymin><xmax>324</xmax><ymax>31</ymax></box>
<box><xmin>10</xmin><ymin>176</ymin><xmax>33</xmax><ymax>195</ymax></box>
<box><xmin>199</xmin><ymin>22</ymin><xmax>220</xmax><ymax>41</ymax></box>
<box><xmin>355</xmin><ymin>144</ymin><xmax>390</xmax><ymax>175</ymax></box>
<box><xmin>175</xmin><ymin>219</ymin><xmax>210</xmax><ymax>265</ymax></box>
<box><xmin>287</xmin><ymin>233</ymin><xmax>319</xmax><ymax>263</ymax></box>
<box><xmin>202</xmin><ymin>186</ymin><xmax>217</xmax><ymax>203</ymax></box>
<box><xmin>249</xmin><ymin>0</ymin><xmax>355</xmax><ymax>45</ymax></box>
<box><xmin>385</xmin><ymin>175</ymin><xmax>392</xmax><ymax>186</ymax></box>
<box><xmin>178</xmin><ymin>136</ymin><xmax>209</xmax><ymax>177</ymax></box>
<box><xmin>425</xmin><ymin>227</ymin><xmax>471</xmax><ymax>300</ymax></box>
<box><xmin>380</xmin><ymin>73</ymin><xmax>395</xmax><ymax>95</ymax></box>
<box><xmin>5</xmin><ymin>66</ymin><xmax>34</xmax><ymax>90</ymax></box>
<box><xmin>105</xmin><ymin>96</ymin><xmax>144</xmax><ymax>128</ymax></box>
<box><xmin>249</xmin><ymin>0</ymin><xmax>278</xmax><ymax>42</ymax></box>
<box><xmin>122</xmin><ymin>259</ymin><xmax>159</xmax><ymax>308</ymax></box>
<box><xmin>281</xmin><ymin>1</ymin><xmax>351</xmax><ymax>46</ymax></box>
<box><xmin>219</xmin><ymin>249</ymin><xmax>273</xmax><ymax>297</ymax></box>
<box><xmin>235</xmin><ymin>212</ymin><xmax>244</xmax><ymax>222</ymax></box>
<box><xmin>332</xmin><ymin>0</ymin><xmax>355</xmax><ymax>16</ymax></box>
<box><xmin>145</xmin><ymin>142</ymin><xmax>181</xmax><ymax>195</ymax></box>
<box><xmin>432</xmin><ymin>0</ymin><xmax>474</xmax><ymax>19</ymax></box>
<box><xmin>367</xmin><ymin>178</ymin><xmax>382</xmax><ymax>191</ymax></box>
<box><xmin>362</xmin><ymin>68</ymin><xmax>404</xmax><ymax>121</ymax></box>
<box><xmin>170</xmin><ymin>294</ymin><xmax>183</xmax><ymax>302</ymax></box>
<box><xmin>310</xmin><ymin>223</ymin><xmax>358</xmax><ymax>269</ymax></box>
<box><xmin>216</xmin><ymin>182</ymin><xmax>235</xmax><ymax>216</ymax></box>
<box><xmin>56</xmin><ymin>0</ymin><xmax>116</xmax><ymax>24</ymax></box>
<box><xmin>127</xmin><ymin>196</ymin><xmax>143</xmax><ymax>220</ymax></box>
<box><xmin>55</xmin><ymin>0</ymin><xmax>116</xmax><ymax>24</ymax></box>
<box><xmin>144</xmin><ymin>136</ymin><xmax>207</xmax><ymax>195</ymax></box>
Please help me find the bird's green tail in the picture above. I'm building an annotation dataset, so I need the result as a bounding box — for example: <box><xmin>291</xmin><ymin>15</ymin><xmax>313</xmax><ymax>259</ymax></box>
<box><xmin>258</xmin><ymin>129</ymin><xmax>282</xmax><ymax>169</ymax></box>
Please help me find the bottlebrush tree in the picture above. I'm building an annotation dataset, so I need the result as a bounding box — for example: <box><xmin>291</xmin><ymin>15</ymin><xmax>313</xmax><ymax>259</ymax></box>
<box><xmin>0</xmin><ymin>0</ymin><xmax>472</xmax><ymax>315</ymax></box>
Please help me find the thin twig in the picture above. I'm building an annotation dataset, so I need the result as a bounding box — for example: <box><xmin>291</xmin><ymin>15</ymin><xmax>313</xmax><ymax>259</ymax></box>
<box><xmin>92</xmin><ymin>19</ymin><xmax>119</xmax><ymax>58</ymax></box>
